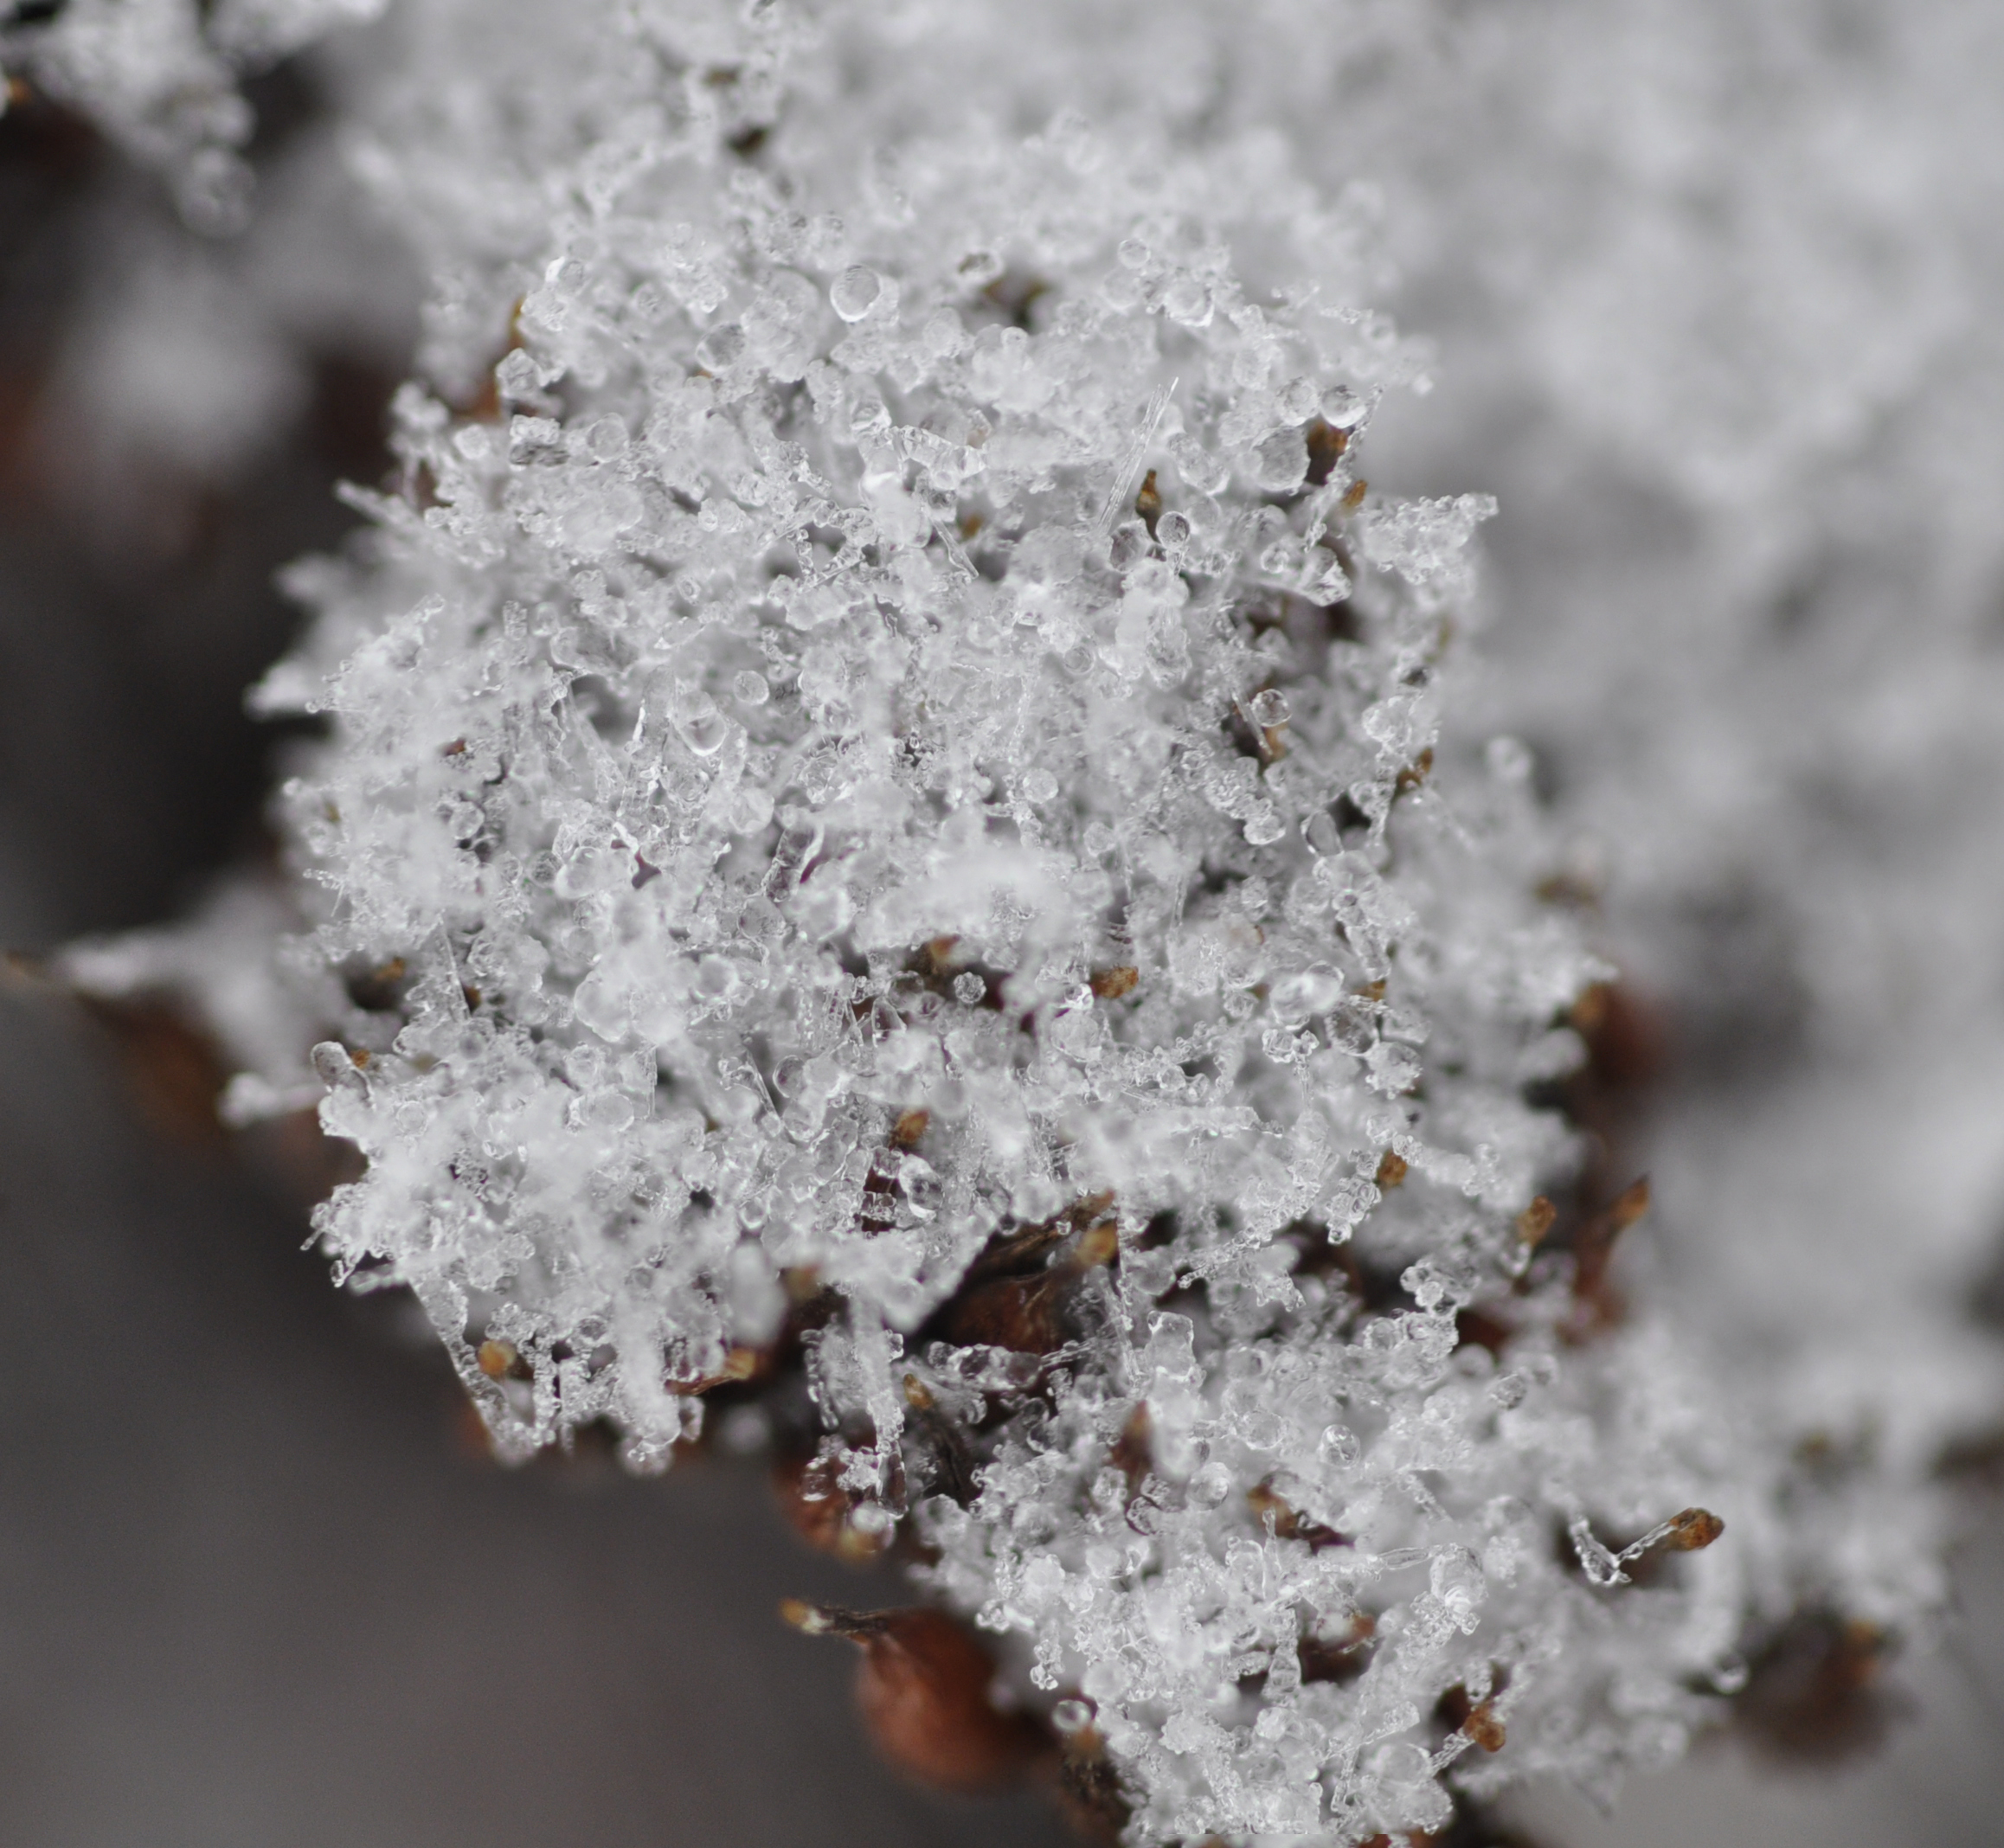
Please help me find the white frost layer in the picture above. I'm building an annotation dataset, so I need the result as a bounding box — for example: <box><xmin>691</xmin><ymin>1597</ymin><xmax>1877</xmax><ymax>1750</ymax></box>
<box><xmin>52</xmin><ymin>1</ymin><xmax>2004</xmax><ymax>1839</ymax></box>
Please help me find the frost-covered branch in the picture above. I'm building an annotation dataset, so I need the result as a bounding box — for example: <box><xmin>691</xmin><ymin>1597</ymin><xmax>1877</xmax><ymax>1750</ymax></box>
<box><xmin>44</xmin><ymin>0</ymin><xmax>2004</xmax><ymax>1840</ymax></box>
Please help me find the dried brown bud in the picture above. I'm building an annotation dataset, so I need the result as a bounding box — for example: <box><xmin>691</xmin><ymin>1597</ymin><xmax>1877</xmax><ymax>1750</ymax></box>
<box><xmin>1299</xmin><ymin>1614</ymin><xmax>1375</xmax><ymax>1685</ymax></box>
<box><xmin>1737</xmin><ymin>1612</ymin><xmax>1896</xmax><ymax>1763</ymax></box>
<box><xmin>475</xmin><ymin>1338</ymin><xmax>517</xmax><ymax>1381</ymax></box>
<box><xmin>1461</xmin><ymin>1702</ymin><xmax>1506</xmax><ymax>1753</ymax></box>
<box><xmin>1109</xmin><ymin>1404</ymin><xmax>1153</xmax><ymax>1491</ymax></box>
<box><xmin>1247</xmin><ymin>1480</ymin><xmax>1347</xmax><ymax>1550</ymax></box>
<box><xmin>1073</xmin><ymin>1217</ymin><xmax>1120</xmax><ymax>1268</ymax></box>
<box><xmin>1661</xmin><ymin>1506</ymin><xmax>1725</xmax><ymax>1551</ymax></box>
<box><xmin>1246</xmin><ymin>1479</ymin><xmax>1290</xmax><ymax>1530</ymax></box>
<box><xmin>1454</xmin><ymin>1305</ymin><xmax>1513</xmax><ymax>1357</ymax></box>
<box><xmin>781</xmin><ymin>1603</ymin><xmax>1046</xmax><ymax>1793</ymax></box>
<box><xmin>1435</xmin><ymin>1682</ymin><xmax>1508</xmax><ymax>1755</ymax></box>
<box><xmin>1375</xmin><ymin>1150</ymin><xmax>1409</xmax><ymax>1190</ymax></box>
<box><xmin>1057</xmin><ymin>1724</ymin><xmax>1133</xmax><ymax>1843</ymax></box>
<box><xmin>1569</xmin><ymin>979</ymin><xmax>1669</xmax><ymax>1091</ymax></box>
<box><xmin>671</xmin><ymin>1344</ymin><xmax>766</xmax><ymax>1395</ymax></box>
<box><xmin>1568</xmin><ymin>1175</ymin><xmax>1651</xmax><ymax>1332</ymax></box>
<box><xmin>777</xmin><ymin>1596</ymin><xmax>824</xmax><ymax>1632</ymax></box>
<box><xmin>770</xmin><ymin>1453</ymin><xmax>890</xmax><ymax>1562</ymax></box>
<box><xmin>937</xmin><ymin>1268</ymin><xmax>1072</xmax><ymax>1354</ymax></box>
<box><xmin>345</xmin><ymin>957</ymin><xmax>408</xmax><ymax>1012</ymax></box>
<box><xmin>1069</xmin><ymin>1189</ymin><xmax>1117</xmax><ymax>1226</ymax></box>
<box><xmin>1535</xmin><ymin>869</ymin><xmax>1600</xmax><ymax>909</ymax></box>
<box><xmin>1303</xmin><ymin>416</ymin><xmax>1349</xmax><ymax>488</ymax></box>
<box><xmin>1134</xmin><ymin>468</ymin><xmax>1162</xmax><ymax>535</ymax></box>
<box><xmin>935</xmin><ymin>1204</ymin><xmax>1117</xmax><ymax>1352</ymax></box>
<box><xmin>1089</xmin><ymin>965</ymin><xmax>1140</xmax><ymax>1000</ymax></box>
<box><xmin>782</xmin><ymin>1264</ymin><xmax>824</xmax><ymax>1303</ymax></box>
<box><xmin>1514</xmin><ymin>1196</ymin><xmax>1556</xmax><ymax>1247</ymax></box>
<box><xmin>890</xmin><ymin>1107</ymin><xmax>931</xmax><ymax>1149</ymax></box>
<box><xmin>1606</xmin><ymin>1176</ymin><xmax>1652</xmax><ymax>1234</ymax></box>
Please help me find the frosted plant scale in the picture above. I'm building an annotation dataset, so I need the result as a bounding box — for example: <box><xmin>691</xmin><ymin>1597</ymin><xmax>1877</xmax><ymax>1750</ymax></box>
<box><xmin>210</xmin><ymin>48</ymin><xmax>1739</xmax><ymax>1845</ymax></box>
<box><xmin>43</xmin><ymin>1</ymin><xmax>1960</xmax><ymax>1840</ymax></box>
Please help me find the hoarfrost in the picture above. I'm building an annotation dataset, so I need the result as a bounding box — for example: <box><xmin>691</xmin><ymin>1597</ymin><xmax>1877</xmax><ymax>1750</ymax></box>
<box><xmin>48</xmin><ymin>0</ymin><xmax>2004</xmax><ymax>1838</ymax></box>
<box><xmin>71</xmin><ymin>11</ymin><xmax>1751</xmax><ymax>1834</ymax></box>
